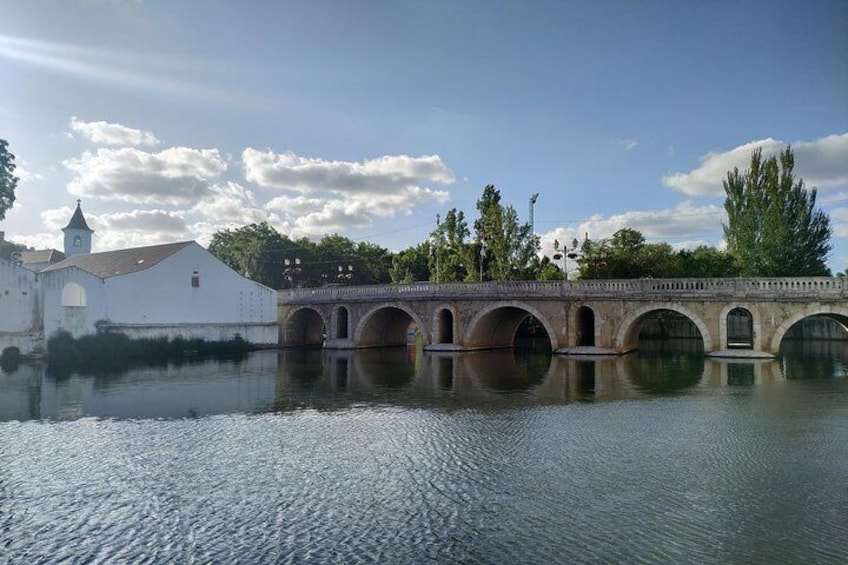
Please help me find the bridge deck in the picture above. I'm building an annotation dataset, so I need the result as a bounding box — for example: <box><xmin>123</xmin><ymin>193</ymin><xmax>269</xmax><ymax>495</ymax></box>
<box><xmin>279</xmin><ymin>277</ymin><xmax>847</xmax><ymax>304</ymax></box>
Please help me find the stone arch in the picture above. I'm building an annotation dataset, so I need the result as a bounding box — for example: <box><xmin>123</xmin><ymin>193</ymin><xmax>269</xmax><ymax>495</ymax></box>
<box><xmin>281</xmin><ymin>306</ymin><xmax>326</xmax><ymax>347</ymax></box>
<box><xmin>61</xmin><ymin>282</ymin><xmax>87</xmax><ymax>307</ymax></box>
<box><xmin>576</xmin><ymin>306</ymin><xmax>595</xmax><ymax>346</ymax></box>
<box><xmin>335</xmin><ymin>305</ymin><xmax>350</xmax><ymax>339</ymax></box>
<box><xmin>356</xmin><ymin>304</ymin><xmax>427</xmax><ymax>348</ymax></box>
<box><xmin>615</xmin><ymin>303</ymin><xmax>712</xmax><ymax>352</ymax></box>
<box><xmin>719</xmin><ymin>304</ymin><xmax>759</xmax><ymax>349</ymax></box>
<box><xmin>432</xmin><ymin>304</ymin><xmax>456</xmax><ymax>345</ymax></box>
<box><xmin>464</xmin><ymin>301</ymin><xmax>559</xmax><ymax>350</ymax></box>
<box><xmin>770</xmin><ymin>304</ymin><xmax>848</xmax><ymax>353</ymax></box>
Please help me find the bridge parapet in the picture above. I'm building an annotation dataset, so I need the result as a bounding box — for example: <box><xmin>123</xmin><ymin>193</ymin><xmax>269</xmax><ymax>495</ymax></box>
<box><xmin>280</xmin><ymin>277</ymin><xmax>846</xmax><ymax>304</ymax></box>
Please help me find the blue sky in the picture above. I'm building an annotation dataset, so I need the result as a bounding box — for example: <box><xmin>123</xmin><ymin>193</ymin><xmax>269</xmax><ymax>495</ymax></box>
<box><xmin>1</xmin><ymin>0</ymin><xmax>847</xmax><ymax>270</ymax></box>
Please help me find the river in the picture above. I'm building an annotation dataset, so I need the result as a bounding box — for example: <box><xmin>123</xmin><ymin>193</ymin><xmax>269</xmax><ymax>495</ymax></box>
<box><xmin>1</xmin><ymin>341</ymin><xmax>846</xmax><ymax>564</ymax></box>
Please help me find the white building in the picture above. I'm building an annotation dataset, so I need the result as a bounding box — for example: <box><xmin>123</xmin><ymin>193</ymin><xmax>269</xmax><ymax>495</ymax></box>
<box><xmin>1</xmin><ymin>203</ymin><xmax>278</xmax><ymax>356</ymax></box>
<box><xmin>0</xmin><ymin>256</ymin><xmax>41</xmax><ymax>355</ymax></box>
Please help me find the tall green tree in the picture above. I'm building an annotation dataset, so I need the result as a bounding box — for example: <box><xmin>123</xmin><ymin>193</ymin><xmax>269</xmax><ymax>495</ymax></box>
<box><xmin>723</xmin><ymin>147</ymin><xmax>831</xmax><ymax>276</ymax></box>
<box><xmin>0</xmin><ymin>139</ymin><xmax>19</xmax><ymax>221</ymax></box>
<box><xmin>208</xmin><ymin>222</ymin><xmax>295</xmax><ymax>288</ymax></box>
<box><xmin>473</xmin><ymin>185</ymin><xmax>539</xmax><ymax>281</ymax></box>
<box><xmin>428</xmin><ymin>209</ymin><xmax>475</xmax><ymax>282</ymax></box>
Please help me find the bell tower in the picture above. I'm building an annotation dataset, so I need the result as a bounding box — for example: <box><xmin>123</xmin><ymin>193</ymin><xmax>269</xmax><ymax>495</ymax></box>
<box><xmin>63</xmin><ymin>200</ymin><xmax>93</xmax><ymax>257</ymax></box>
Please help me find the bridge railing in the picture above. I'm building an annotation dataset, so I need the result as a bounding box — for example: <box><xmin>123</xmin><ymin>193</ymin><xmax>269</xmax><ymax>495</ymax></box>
<box><xmin>279</xmin><ymin>277</ymin><xmax>847</xmax><ymax>304</ymax></box>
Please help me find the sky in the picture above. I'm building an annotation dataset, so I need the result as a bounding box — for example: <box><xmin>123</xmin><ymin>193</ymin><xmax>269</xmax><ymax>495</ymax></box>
<box><xmin>1</xmin><ymin>0</ymin><xmax>847</xmax><ymax>271</ymax></box>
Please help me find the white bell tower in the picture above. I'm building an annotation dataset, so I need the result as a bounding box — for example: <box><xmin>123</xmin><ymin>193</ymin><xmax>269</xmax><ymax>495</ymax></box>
<box><xmin>62</xmin><ymin>200</ymin><xmax>93</xmax><ymax>257</ymax></box>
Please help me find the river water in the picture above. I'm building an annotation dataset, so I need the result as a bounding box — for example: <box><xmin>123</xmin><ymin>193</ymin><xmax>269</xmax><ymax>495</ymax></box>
<box><xmin>1</xmin><ymin>341</ymin><xmax>846</xmax><ymax>564</ymax></box>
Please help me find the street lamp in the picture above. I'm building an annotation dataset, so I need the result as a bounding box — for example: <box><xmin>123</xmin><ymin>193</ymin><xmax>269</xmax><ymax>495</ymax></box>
<box><xmin>479</xmin><ymin>231</ymin><xmax>487</xmax><ymax>282</ymax></box>
<box><xmin>337</xmin><ymin>263</ymin><xmax>354</xmax><ymax>283</ymax></box>
<box><xmin>552</xmin><ymin>238</ymin><xmax>581</xmax><ymax>281</ymax></box>
<box><xmin>283</xmin><ymin>258</ymin><xmax>302</xmax><ymax>287</ymax></box>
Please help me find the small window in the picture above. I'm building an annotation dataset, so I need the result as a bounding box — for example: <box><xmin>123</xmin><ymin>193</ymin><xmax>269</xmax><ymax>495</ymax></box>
<box><xmin>191</xmin><ymin>271</ymin><xmax>200</xmax><ymax>288</ymax></box>
<box><xmin>73</xmin><ymin>235</ymin><xmax>82</xmax><ymax>247</ymax></box>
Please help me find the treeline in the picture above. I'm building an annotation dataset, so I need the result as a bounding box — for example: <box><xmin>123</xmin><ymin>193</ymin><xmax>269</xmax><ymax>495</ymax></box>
<box><xmin>206</xmin><ymin>146</ymin><xmax>834</xmax><ymax>287</ymax></box>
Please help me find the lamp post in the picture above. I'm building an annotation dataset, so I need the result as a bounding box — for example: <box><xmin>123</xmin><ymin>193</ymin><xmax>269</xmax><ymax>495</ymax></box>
<box><xmin>283</xmin><ymin>258</ymin><xmax>302</xmax><ymax>287</ymax></box>
<box><xmin>529</xmin><ymin>192</ymin><xmax>539</xmax><ymax>236</ymax></box>
<box><xmin>337</xmin><ymin>263</ymin><xmax>354</xmax><ymax>284</ymax></box>
<box><xmin>479</xmin><ymin>231</ymin><xmax>487</xmax><ymax>282</ymax></box>
<box><xmin>553</xmin><ymin>237</ymin><xmax>580</xmax><ymax>283</ymax></box>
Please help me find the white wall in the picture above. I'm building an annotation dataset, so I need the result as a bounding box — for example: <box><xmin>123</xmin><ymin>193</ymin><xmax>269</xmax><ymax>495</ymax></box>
<box><xmin>101</xmin><ymin>243</ymin><xmax>276</xmax><ymax>325</ymax></box>
<box><xmin>0</xmin><ymin>258</ymin><xmax>42</xmax><ymax>354</ymax></box>
<box><xmin>41</xmin><ymin>266</ymin><xmax>107</xmax><ymax>339</ymax></box>
<box><xmin>40</xmin><ymin>243</ymin><xmax>278</xmax><ymax>344</ymax></box>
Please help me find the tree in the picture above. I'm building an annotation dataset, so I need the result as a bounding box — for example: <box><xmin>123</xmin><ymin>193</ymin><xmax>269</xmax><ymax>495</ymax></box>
<box><xmin>473</xmin><ymin>185</ymin><xmax>539</xmax><ymax>281</ymax></box>
<box><xmin>0</xmin><ymin>139</ymin><xmax>19</xmax><ymax>221</ymax></box>
<box><xmin>208</xmin><ymin>222</ymin><xmax>294</xmax><ymax>288</ymax></box>
<box><xmin>723</xmin><ymin>146</ymin><xmax>832</xmax><ymax>276</ymax></box>
<box><xmin>577</xmin><ymin>228</ymin><xmax>740</xmax><ymax>279</ymax></box>
<box><xmin>428</xmin><ymin>209</ymin><xmax>475</xmax><ymax>282</ymax></box>
<box><xmin>390</xmin><ymin>242</ymin><xmax>431</xmax><ymax>283</ymax></box>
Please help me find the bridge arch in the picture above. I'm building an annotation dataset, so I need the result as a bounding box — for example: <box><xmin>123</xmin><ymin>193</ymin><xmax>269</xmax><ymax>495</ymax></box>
<box><xmin>334</xmin><ymin>305</ymin><xmax>350</xmax><ymax>339</ymax></box>
<box><xmin>718</xmin><ymin>303</ymin><xmax>762</xmax><ymax>350</ymax></box>
<box><xmin>616</xmin><ymin>304</ymin><xmax>713</xmax><ymax>352</ymax></box>
<box><xmin>464</xmin><ymin>301</ymin><xmax>558</xmax><ymax>350</ymax></box>
<box><xmin>770</xmin><ymin>305</ymin><xmax>848</xmax><ymax>353</ymax></box>
<box><xmin>281</xmin><ymin>306</ymin><xmax>326</xmax><ymax>347</ymax></box>
<box><xmin>355</xmin><ymin>304</ymin><xmax>428</xmax><ymax>348</ymax></box>
<box><xmin>432</xmin><ymin>304</ymin><xmax>457</xmax><ymax>345</ymax></box>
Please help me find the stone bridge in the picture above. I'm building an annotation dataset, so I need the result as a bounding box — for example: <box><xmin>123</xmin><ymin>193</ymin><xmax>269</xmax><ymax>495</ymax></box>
<box><xmin>277</xmin><ymin>277</ymin><xmax>848</xmax><ymax>357</ymax></box>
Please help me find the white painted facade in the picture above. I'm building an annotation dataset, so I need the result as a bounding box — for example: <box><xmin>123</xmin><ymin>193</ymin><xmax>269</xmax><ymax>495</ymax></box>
<box><xmin>40</xmin><ymin>242</ymin><xmax>278</xmax><ymax>346</ymax></box>
<box><xmin>0</xmin><ymin>257</ymin><xmax>42</xmax><ymax>355</ymax></box>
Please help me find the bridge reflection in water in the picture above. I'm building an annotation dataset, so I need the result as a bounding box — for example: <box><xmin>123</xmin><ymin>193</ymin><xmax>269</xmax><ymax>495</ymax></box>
<box><xmin>2</xmin><ymin>339</ymin><xmax>845</xmax><ymax>422</ymax></box>
<box><xmin>272</xmin><ymin>340</ymin><xmax>832</xmax><ymax>411</ymax></box>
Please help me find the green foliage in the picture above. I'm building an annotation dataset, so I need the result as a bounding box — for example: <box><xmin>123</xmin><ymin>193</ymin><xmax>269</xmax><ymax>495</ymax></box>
<box><xmin>208</xmin><ymin>222</ymin><xmax>394</xmax><ymax>287</ymax></box>
<box><xmin>390</xmin><ymin>242</ymin><xmax>431</xmax><ymax>283</ymax></box>
<box><xmin>473</xmin><ymin>185</ymin><xmax>540</xmax><ymax>281</ymax></box>
<box><xmin>723</xmin><ymin>146</ymin><xmax>832</xmax><ymax>276</ymax></box>
<box><xmin>577</xmin><ymin>228</ymin><xmax>740</xmax><ymax>279</ymax></box>
<box><xmin>46</xmin><ymin>331</ymin><xmax>252</xmax><ymax>376</ymax></box>
<box><xmin>208</xmin><ymin>222</ymin><xmax>294</xmax><ymax>288</ymax></box>
<box><xmin>428</xmin><ymin>208</ymin><xmax>476</xmax><ymax>282</ymax></box>
<box><xmin>0</xmin><ymin>139</ymin><xmax>18</xmax><ymax>222</ymax></box>
<box><xmin>0</xmin><ymin>239</ymin><xmax>29</xmax><ymax>262</ymax></box>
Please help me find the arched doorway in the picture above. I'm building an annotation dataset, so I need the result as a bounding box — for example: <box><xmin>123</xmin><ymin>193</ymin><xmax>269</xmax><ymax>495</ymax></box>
<box><xmin>437</xmin><ymin>308</ymin><xmax>454</xmax><ymax>344</ymax></box>
<box><xmin>576</xmin><ymin>306</ymin><xmax>595</xmax><ymax>346</ymax></box>
<box><xmin>727</xmin><ymin>308</ymin><xmax>754</xmax><ymax>349</ymax></box>
<box><xmin>336</xmin><ymin>306</ymin><xmax>349</xmax><ymax>339</ymax></box>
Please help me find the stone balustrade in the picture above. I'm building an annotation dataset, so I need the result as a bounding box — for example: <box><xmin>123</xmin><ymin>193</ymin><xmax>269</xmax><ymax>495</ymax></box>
<box><xmin>279</xmin><ymin>277</ymin><xmax>848</xmax><ymax>304</ymax></box>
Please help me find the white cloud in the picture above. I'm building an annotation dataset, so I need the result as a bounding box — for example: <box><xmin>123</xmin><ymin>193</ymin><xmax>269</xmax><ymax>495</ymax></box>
<box><xmin>243</xmin><ymin>149</ymin><xmax>455</xmax><ymax>196</ymax></box>
<box><xmin>618</xmin><ymin>138</ymin><xmax>638</xmax><ymax>151</ymax></box>
<box><xmin>247</xmin><ymin>149</ymin><xmax>453</xmax><ymax>236</ymax></box>
<box><xmin>64</xmin><ymin>146</ymin><xmax>226</xmax><ymax>205</ymax></box>
<box><xmin>191</xmin><ymin>182</ymin><xmax>268</xmax><ymax>227</ymax></box>
<box><xmin>538</xmin><ymin>201</ymin><xmax>725</xmax><ymax>257</ymax></box>
<box><xmin>40</xmin><ymin>205</ymin><xmax>190</xmax><ymax>250</ymax></box>
<box><xmin>69</xmin><ymin>116</ymin><xmax>159</xmax><ymax>146</ymax></box>
<box><xmin>95</xmin><ymin>209</ymin><xmax>187</xmax><ymax>234</ymax></box>
<box><xmin>663</xmin><ymin>133</ymin><xmax>848</xmax><ymax>196</ymax></box>
<box><xmin>265</xmin><ymin>196</ymin><xmax>373</xmax><ymax>239</ymax></box>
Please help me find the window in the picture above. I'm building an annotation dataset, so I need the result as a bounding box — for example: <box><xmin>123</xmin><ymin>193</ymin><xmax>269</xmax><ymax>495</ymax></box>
<box><xmin>73</xmin><ymin>235</ymin><xmax>82</xmax><ymax>247</ymax></box>
<box><xmin>191</xmin><ymin>271</ymin><xmax>200</xmax><ymax>288</ymax></box>
<box><xmin>61</xmin><ymin>282</ymin><xmax>86</xmax><ymax>307</ymax></box>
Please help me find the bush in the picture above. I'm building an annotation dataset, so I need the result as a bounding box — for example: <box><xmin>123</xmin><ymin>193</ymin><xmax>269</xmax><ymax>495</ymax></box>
<box><xmin>46</xmin><ymin>332</ymin><xmax>254</xmax><ymax>376</ymax></box>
